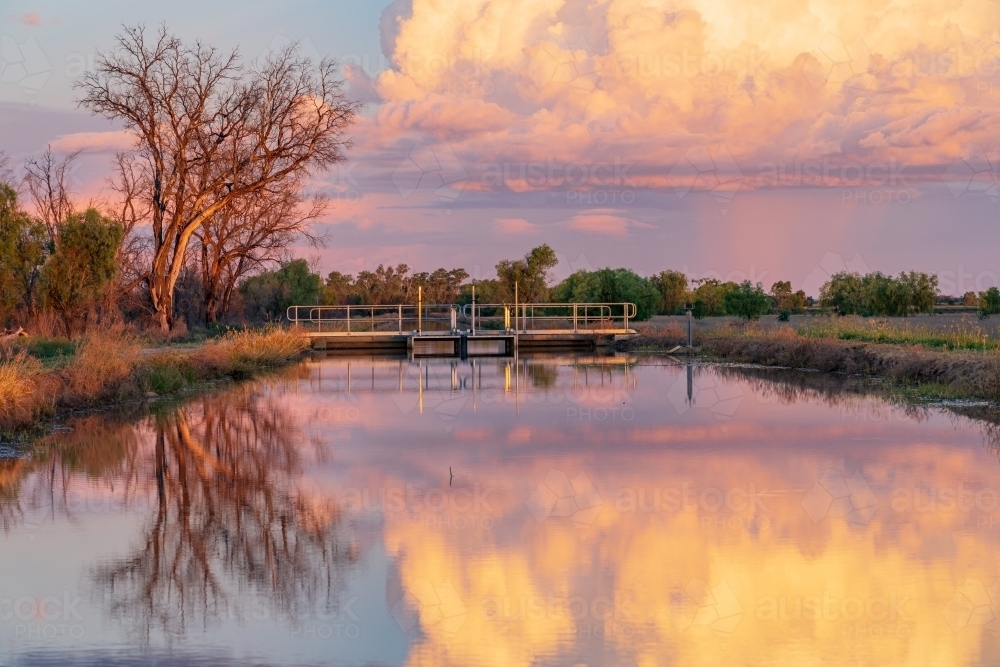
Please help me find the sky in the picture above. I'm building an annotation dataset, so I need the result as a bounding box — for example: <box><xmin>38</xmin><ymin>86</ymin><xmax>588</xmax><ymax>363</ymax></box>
<box><xmin>1</xmin><ymin>0</ymin><xmax>999</xmax><ymax>295</ymax></box>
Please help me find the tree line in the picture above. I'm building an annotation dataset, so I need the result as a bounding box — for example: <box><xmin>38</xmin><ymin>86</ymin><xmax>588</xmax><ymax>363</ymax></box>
<box><xmin>237</xmin><ymin>244</ymin><xmax>999</xmax><ymax>324</ymax></box>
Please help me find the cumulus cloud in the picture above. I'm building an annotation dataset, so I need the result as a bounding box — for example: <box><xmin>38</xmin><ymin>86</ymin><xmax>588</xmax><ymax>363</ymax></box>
<box><xmin>493</xmin><ymin>217</ymin><xmax>537</xmax><ymax>234</ymax></box>
<box><xmin>363</xmin><ymin>0</ymin><xmax>1000</xmax><ymax>194</ymax></box>
<box><xmin>49</xmin><ymin>130</ymin><xmax>133</xmax><ymax>153</ymax></box>
<box><xmin>561</xmin><ymin>210</ymin><xmax>651</xmax><ymax>236</ymax></box>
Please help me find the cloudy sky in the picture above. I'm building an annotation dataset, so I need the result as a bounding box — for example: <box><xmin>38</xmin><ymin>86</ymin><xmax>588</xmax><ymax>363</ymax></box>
<box><xmin>1</xmin><ymin>0</ymin><xmax>998</xmax><ymax>294</ymax></box>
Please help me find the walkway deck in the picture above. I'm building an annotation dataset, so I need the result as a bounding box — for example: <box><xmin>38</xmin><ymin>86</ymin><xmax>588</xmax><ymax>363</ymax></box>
<box><xmin>288</xmin><ymin>303</ymin><xmax>638</xmax><ymax>356</ymax></box>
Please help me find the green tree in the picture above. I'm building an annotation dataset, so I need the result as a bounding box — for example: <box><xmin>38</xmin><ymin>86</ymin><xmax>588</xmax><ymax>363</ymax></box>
<box><xmin>770</xmin><ymin>281</ymin><xmax>807</xmax><ymax>314</ymax></box>
<box><xmin>0</xmin><ymin>184</ymin><xmax>49</xmax><ymax>323</ymax></box>
<box><xmin>898</xmin><ymin>271</ymin><xmax>938</xmax><ymax>314</ymax></box>
<box><xmin>724</xmin><ymin>281</ymin><xmax>771</xmax><ymax>320</ymax></box>
<box><xmin>820</xmin><ymin>272</ymin><xmax>865</xmax><ymax>315</ymax></box>
<box><xmin>495</xmin><ymin>244</ymin><xmax>559</xmax><ymax>302</ymax></box>
<box><xmin>690</xmin><ymin>279</ymin><xmax>736</xmax><ymax>317</ymax></box>
<box><xmin>821</xmin><ymin>271</ymin><xmax>937</xmax><ymax>316</ymax></box>
<box><xmin>239</xmin><ymin>259</ymin><xmax>323</xmax><ymax>321</ymax></box>
<box><xmin>40</xmin><ymin>208</ymin><xmax>123</xmax><ymax>337</ymax></box>
<box><xmin>979</xmin><ymin>287</ymin><xmax>1000</xmax><ymax>318</ymax></box>
<box><xmin>323</xmin><ymin>270</ymin><xmax>356</xmax><ymax>305</ymax></box>
<box><xmin>551</xmin><ymin>268</ymin><xmax>659</xmax><ymax>321</ymax></box>
<box><xmin>651</xmin><ymin>270</ymin><xmax>689</xmax><ymax>315</ymax></box>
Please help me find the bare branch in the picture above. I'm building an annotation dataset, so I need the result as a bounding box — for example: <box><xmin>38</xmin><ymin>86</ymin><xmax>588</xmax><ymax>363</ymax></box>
<box><xmin>76</xmin><ymin>24</ymin><xmax>358</xmax><ymax>331</ymax></box>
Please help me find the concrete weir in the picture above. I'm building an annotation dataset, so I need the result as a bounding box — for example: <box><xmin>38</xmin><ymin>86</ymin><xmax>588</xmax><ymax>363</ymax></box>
<box><xmin>291</xmin><ymin>302</ymin><xmax>639</xmax><ymax>357</ymax></box>
<box><xmin>309</xmin><ymin>331</ymin><xmax>630</xmax><ymax>357</ymax></box>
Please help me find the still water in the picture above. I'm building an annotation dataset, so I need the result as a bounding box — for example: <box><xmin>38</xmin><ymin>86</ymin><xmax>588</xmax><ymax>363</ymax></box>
<box><xmin>2</xmin><ymin>354</ymin><xmax>1000</xmax><ymax>666</ymax></box>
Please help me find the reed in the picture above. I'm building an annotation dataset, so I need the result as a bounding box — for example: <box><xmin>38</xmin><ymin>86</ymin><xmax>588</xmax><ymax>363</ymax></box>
<box><xmin>0</xmin><ymin>327</ymin><xmax>310</xmax><ymax>432</ymax></box>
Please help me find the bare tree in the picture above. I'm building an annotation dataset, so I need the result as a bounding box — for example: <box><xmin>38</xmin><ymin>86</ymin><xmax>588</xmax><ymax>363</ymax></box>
<box><xmin>0</xmin><ymin>151</ymin><xmax>12</xmax><ymax>184</ymax></box>
<box><xmin>105</xmin><ymin>152</ymin><xmax>153</xmax><ymax>306</ymax></box>
<box><xmin>23</xmin><ymin>146</ymin><xmax>80</xmax><ymax>243</ymax></box>
<box><xmin>78</xmin><ymin>25</ymin><xmax>357</xmax><ymax>331</ymax></box>
<box><xmin>195</xmin><ymin>183</ymin><xmax>327</xmax><ymax>324</ymax></box>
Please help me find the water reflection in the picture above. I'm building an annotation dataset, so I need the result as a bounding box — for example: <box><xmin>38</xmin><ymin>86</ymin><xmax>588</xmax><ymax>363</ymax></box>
<box><xmin>91</xmin><ymin>390</ymin><xmax>357</xmax><ymax>643</ymax></box>
<box><xmin>3</xmin><ymin>384</ymin><xmax>357</xmax><ymax>649</ymax></box>
<box><xmin>2</xmin><ymin>356</ymin><xmax>1000</xmax><ymax>666</ymax></box>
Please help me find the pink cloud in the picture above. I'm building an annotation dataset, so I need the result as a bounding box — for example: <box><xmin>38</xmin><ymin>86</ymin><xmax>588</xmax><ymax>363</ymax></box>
<box><xmin>563</xmin><ymin>212</ymin><xmax>632</xmax><ymax>236</ymax></box>
<box><xmin>375</xmin><ymin>96</ymin><xmax>516</xmax><ymax>140</ymax></box>
<box><xmin>20</xmin><ymin>12</ymin><xmax>41</xmax><ymax>26</ymax></box>
<box><xmin>49</xmin><ymin>131</ymin><xmax>134</xmax><ymax>154</ymax></box>
<box><xmin>493</xmin><ymin>217</ymin><xmax>537</xmax><ymax>234</ymax></box>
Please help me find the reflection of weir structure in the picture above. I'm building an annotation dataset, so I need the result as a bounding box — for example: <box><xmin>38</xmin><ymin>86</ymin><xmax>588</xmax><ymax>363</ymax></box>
<box><xmin>287</xmin><ymin>302</ymin><xmax>638</xmax><ymax>355</ymax></box>
<box><xmin>307</xmin><ymin>356</ymin><xmax>638</xmax><ymax>416</ymax></box>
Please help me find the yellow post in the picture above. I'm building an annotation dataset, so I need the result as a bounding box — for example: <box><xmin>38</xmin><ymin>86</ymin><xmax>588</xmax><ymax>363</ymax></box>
<box><xmin>418</xmin><ymin>286</ymin><xmax>422</xmax><ymax>333</ymax></box>
<box><xmin>514</xmin><ymin>281</ymin><xmax>518</xmax><ymax>332</ymax></box>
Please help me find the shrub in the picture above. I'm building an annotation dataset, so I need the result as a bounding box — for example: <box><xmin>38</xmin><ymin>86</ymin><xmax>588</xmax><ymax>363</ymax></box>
<box><xmin>723</xmin><ymin>281</ymin><xmax>771</xmax><ymax>320</ymax></box>
<box><xmin>980</xmin><ymin>287</ymin><xmax>1000</xmax><ymax>319</ymax></box>
<box><xmin>40</xmin><ymin>209</ymin><xmax>123</xmax><ymax>337</ymax></box>
<box><xmin>239</xmin><ymin>259</ymin><xmax>324</xmax><ymax>322</ymax></box>
<box><xmin>146</xmin><ymin>357</ymin><xmax>198</xmax><ymax>394</ymax></box>
<box><xmin>23</xmin><ymin>337</ymin><xmax>76</xmax><ymax>360</ymax></box>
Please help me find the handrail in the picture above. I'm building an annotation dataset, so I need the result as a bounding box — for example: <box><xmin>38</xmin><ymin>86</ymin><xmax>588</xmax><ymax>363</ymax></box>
<box><xmin>460</xmin><ymin>302</ymin><xmax>636</xmax><ymax>333</ymax></box>
<box><xmin>287</xmin><ymin>302</ymin><xmax>638</xmax><ymax>334</ymax></box>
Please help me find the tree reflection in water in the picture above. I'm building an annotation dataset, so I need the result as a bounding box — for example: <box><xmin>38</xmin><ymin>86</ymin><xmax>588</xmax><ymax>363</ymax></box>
<box><xmin>0</xmin><ymin>382</ymin><xmax>357</xmax><ymax>643</ymax></box>
<box><xmin>88</xmin><ymin>388</ymin><xmax>357</xmax><ymax>642</ymax></box>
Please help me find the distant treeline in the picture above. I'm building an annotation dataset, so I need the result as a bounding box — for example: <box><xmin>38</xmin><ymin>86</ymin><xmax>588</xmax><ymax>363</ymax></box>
<box><xmin>238</xmin><ymin>245</ymin><xmax>1000</xmax><ymax>323</ymax></box>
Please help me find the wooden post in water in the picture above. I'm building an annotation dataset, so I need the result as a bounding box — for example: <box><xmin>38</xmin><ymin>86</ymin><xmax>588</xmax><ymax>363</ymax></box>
<box><xmin>471</xmin><ymin>284</ymin><xmax>476</xmax><ymax>335</ymax></box>
<box><xmin>418</xmin><ymin>286</ymin><xmax>423</xmax><ymax>334</ymax></box>
<box><xmin>686</xmin><ymin>304</ymin><xmax>693</xmax><ymax>347</ymax></box>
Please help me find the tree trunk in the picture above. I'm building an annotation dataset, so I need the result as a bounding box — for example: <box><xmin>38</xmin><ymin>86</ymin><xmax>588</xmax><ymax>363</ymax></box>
<box><xmin>205</xmin><ymin>292</ymin><xmax>220</xmax><ymax>325</ymax></box>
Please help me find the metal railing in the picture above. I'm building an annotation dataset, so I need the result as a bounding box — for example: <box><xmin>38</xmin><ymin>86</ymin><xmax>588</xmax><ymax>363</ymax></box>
<box><xmin>461</xmin><ymin>302</ymin><xmax>636</xmax><ymax>333</ymax></box>
<box><xmin>287</xmin><ymin>302</ymin><xmax>638</xmax><ymax>335</ymax></box>
<box><xmin>286</xmin><ymin>304</ymin><xmax>457</xmax><ymax>334</ymax></box>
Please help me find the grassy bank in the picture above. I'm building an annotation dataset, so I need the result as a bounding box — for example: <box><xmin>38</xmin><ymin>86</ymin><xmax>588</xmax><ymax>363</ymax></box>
<box><xmin>621</xmin><ymin>319</ymin><xmax>1000</xmax><ymax>402</ymax></box>
<box><xmin>0</xmin><ymin>328</ymin><xmax>310</xmax><ymax>435</ymax></box>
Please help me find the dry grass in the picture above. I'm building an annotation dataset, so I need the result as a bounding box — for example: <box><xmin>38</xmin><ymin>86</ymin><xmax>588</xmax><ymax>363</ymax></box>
<box><xmin>623</xmin><ymin>322</ymin><xmax>1000</xmax><ymax>402</ymax></box>
<box><xmin>0</xmin><ymin>327</ymin><xmax>310</xmax><ymax>433</ymax></box>
<box><xmin>64</xmin><ymin>328</ymin><xmax>141</xmax><ymax>400</ymax></box>
<box><xmin>0</xmin><ymin>351</ymin><xmax>42</xmax><ymax>423</ymax></box>
<box><xmin>797</xmin><ymin>315</ymin><xmax>997</xmax><ymax>352</ymax></box>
